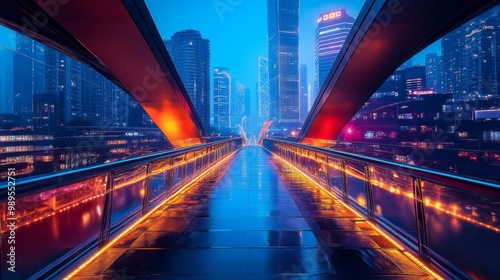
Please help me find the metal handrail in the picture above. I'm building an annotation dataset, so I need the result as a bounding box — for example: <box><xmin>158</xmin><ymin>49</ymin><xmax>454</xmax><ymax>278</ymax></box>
<box><xmin>266</xmin><ymin>137</ymin><xmax>499</xmax><ymax>279</ymax></box>
<box><xmin>266</xmin><ymin>138</ymin><xmax>500</xmax><ymax>198</ymax></box>
<box><xmin>0</xmin><ymin>138</ymin><xmax>239</xmax><ymax>201</ymax></box>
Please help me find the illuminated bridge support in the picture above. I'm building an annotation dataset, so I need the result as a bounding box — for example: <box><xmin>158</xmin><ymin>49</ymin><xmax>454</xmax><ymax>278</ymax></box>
<box><xmin>264</xmin><ymin>138</ymin><xmax>500</xmax><ymax>279</ymax></box>
<box><xmin>0</xmin><ymin>0</ymin><xmax>206</xmax><ymax>147</ymax></box>
<box><xmin>299</xmin><ymin>0</ymin><xmax>500</xmax><ymax>144</ymax></box>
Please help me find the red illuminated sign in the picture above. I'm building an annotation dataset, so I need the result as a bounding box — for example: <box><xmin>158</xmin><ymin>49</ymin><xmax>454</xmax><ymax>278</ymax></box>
<box><xmin>317</xmin><ymin>10</ymin><xmax>343</xmax><ymax>23</ymax></box>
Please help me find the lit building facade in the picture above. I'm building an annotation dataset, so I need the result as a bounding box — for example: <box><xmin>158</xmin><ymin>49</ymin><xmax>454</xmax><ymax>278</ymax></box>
<box><xmin>425</xmin><ymin>53</ymin><xmax>439</xmax><ymax>90</ymax></box>
<box><xmin>233</xmin><ymin>83</ymin><xmax>246</xmax><ymax>129</ymax></box>
<box><xmin>299</xmin><ymin>64</ymin><xmax>308</xmax><ymax>123</ymax></box>
<box><xmin>268</xmin><ymin>0</ymin><xmax>299</xmax><ymax>123</ymax></box>
<box><xmin>464</xmin><ymin>13</ymin><xmax>500</xmax><ymax>99</ymax></box>
<box><xmin>213</xmin><ymin>67</ymin><xmax>231</xmax><ymax>130</ymax></box>
<box><xmin>315</xmin><ymin>9</ymin><xmax>354</xmax><ymax>97</ymax></box>
<box><xmin>258</xmin><ymin>56</ymin><xmax>270</xmax><ymax>124</ymax></box>
<box><xmin>165</xmin><ymin>30</ymin><xmax>210</xmax><ymax>128</ymax></box>
<box><xmin>441</xmin><ymin>27</ymin><xmax>465</xmax><ymax>99</ymax></box>
<box><xmin>13</xmin><ymin>33</ymin><xmax>45</xmax><ymax>126</ymax></box>
<box><xmin>0</xmin><ymin>49</ymin><xmax>13</xmax><ymax>114</ymax></box>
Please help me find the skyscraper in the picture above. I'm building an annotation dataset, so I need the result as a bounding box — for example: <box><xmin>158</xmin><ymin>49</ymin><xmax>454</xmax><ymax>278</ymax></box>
<box><xmin>441</xmin><ymin>27</ymin><xmax>465</xmax><ymax>99</ymax></box>
<box><xmin>425</xmin><ymin>53</ymin><xmax>439</xmax><ymax>90</ymax></box>
<box><xmin>0</xmin><ymin>49</ymin><xmax>13</xmax><ymax>114</ymax></box>
<box><xmin>299</xmin><ymin>64</ymin><xmax>308</xmax><ymax>123</ymax></box>
<box><xmin>165</xmin><ymin>30</ymin><xmax>210</xmax><ymax>128</ymax></box>
<box><xmin>46</xmin><ymin>49</ymin><xmax>122</xmax><ymax>128</ymax></box>
<box><xmin>464</xmin><ymin>10</ymin><xmax>500</xmax><ymax>99</ymax></box>
<box><xmin>13</xmin><ymin>34</ymin><xmax>45</xmax><ymax>126</ymax></box>
<box><xmin>233</xmin><ymin>83</ymin><xmax>246</xmax><ymax>129</ymax></box>
<box><xmin>404</xmin><ymin>66</ymin><xmax>426</xmax><ymax>95</ymax></box>
<box><xmin>258</xmin><ymin>56</ymin><xmax>270</xmax><ymax>124</ymax></box>
<box><xmin>315</xmin><ymin>9</ymin><xmax>354</xmax><ymax>97</ymax></box>
<box><xmin>45</xmin><ymin>48</ymin><xmax>69</xmax><ymax>127</ymax></box>
<box><xmin>268</xmin><ymin>0</ymin><xmax>299</xmax><ymax>123</ymax></box>
<box><xmin>213</xmin><ymin>67</ymin><xmax>231</xmax><ymax>130</ymax></box>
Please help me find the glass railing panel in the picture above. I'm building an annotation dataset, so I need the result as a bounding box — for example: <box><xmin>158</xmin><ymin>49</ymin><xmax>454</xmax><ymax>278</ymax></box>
<box><xmin>307</xmin><ymin>151</ymin><xmax>318</xmax><ymax>178</ymax></box>
<box><xmin>171</xmin><ymin>155</ymin><xmax>184</xmax><ymax>187</ymax></box>
<box><xmin>110</xmin><ymin>165</ymin><xmax>147</xmax><ymax>225</ymax></box>
<box><xmin>421</xmin><ymin>180</ymin><xmax>500</xmax><ymax>279</ymax></box>
<box><xmin>327</xmin><ymin>156</ymin><xmax>343</xmax><ymax>193</ymax></box>
<box><xmin>185</xmin><ymin>152</ymin><xmax>195</xmax><ymax>179</ymax></box>
<box><xmin>150</xmin><ymin>158</ymin><xmax>171</xmax><ymax>203</ymax></box>
<box><xmin>371</xmin><ymin>167</ymin><xmax>417</xmax><ymax>238</ymax></box>
<box><xmin>344</xmin><ymin>160</ymin><xmax>367</xmax><ymax>212</ymax></box>
<box><xmin>195</xmin><ymin>150</ymin><xmax>203</xmax><ymax>173</ymax></box>
<box><xmin>0</xmin><ymin>175</ymin><xmax>106</xmax><ymax>279</ymax></box>
<box><xmin>317</xmin><ymin>153</ymin><xmax>328</xmax><ymax>186</ymax></box>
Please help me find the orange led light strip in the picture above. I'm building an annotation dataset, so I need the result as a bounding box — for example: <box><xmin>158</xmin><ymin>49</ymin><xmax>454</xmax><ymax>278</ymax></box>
<box><xmin>64</xmin><ymin>149</ymin><xmax>239</xmax><ymax>279</ymax></box>
<box><xmin>268</xmin><ymin>148</ymin><xmax>444</xmax><ymax>280</ymax></box>
<box><xmin>6</xmin><ymin>151</ymin><xmax>216</xmax><ymax>232</ymax></box>
<box><xmin>284</xmin><ymin>146</ymin><xmax>500</xmax><ymax>234</ymax></box>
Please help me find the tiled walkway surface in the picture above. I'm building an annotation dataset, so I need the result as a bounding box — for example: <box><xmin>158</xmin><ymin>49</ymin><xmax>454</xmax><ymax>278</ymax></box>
<box><xmin>73</xmin><ymin>146</ymin><xmax>433</xmax><ymax>279</ymax></box>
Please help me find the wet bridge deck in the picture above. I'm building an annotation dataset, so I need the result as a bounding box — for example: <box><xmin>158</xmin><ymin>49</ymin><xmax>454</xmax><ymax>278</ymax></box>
<box><xmin>73</xmin><ymin>146</ymin><xmax>434</xmax><ymax>279</ymax></box>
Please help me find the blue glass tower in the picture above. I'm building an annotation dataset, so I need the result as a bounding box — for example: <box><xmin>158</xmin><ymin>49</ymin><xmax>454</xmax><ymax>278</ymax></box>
<box><xmin>315</xmin><ymin>9</ymin><xmax>354</xmax><ymax>97</ymax></box>
<box><xmin>213</xmin><ymin>67</ymin><xmax>231</xmax><ymax>130</ymax></box>
<box><xmin>165</xmin><ymin>30</ymin><xmax>210</xmax><ymax>129</ymax></box>
<box><xmin>268</xmin><ymin>0</ymin><xmax>300</xmax><ymax>123</ymax></box>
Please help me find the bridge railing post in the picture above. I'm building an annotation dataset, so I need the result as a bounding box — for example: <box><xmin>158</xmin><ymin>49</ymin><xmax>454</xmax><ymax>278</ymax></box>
<box><xmin>142</xmin><ymin>162</ymin><xmax>153</xmax><ymax>215</ymax></box>
<box><xmin>98</xmin><ymin>172</ymin><xmax>114</xmax><ymax>248</ymax></box>
<box><xmin>413</xmin><ymin>177</ymin><xmax>430</xmax><ymax>260</ymax></box>
<box><xmin>364</xmin><ymin>164</ymin><xmax>376</xmax><ymax>221</ymax></box>
<box><xmin>340</xmin><ymin>160</ymin><xmax>349</xmax><ymax>203</ymax></box>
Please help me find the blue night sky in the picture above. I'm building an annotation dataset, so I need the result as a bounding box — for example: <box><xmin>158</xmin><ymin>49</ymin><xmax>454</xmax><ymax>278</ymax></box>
<box><xmin>145</xmin><ymin>0</ymin><xmax>440</xmax><ymax>105</ymax></box>
<box><xmin>0</xmin><ymin>0</ymin><xmax>441</xmax><ymax>115</ymax></box>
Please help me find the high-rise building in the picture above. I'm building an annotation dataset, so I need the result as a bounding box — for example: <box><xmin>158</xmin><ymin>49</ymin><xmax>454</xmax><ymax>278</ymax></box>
<box><xmin>299</xmin><ymin>64</ymin><xmax>308</xmax><ymax>123</ymax></box>
<box><xmin>111</xmin><ymin>84</ymin><xmax>129</xmax><ymax>127</ymax></box>
<box><xmin>33</xmin><ymin>93</ymin><xmax>57</xmax><ymax>136</ymax></box>
<box><xmin>268</xmin><ymin>0</ymin><xmax>299</xmax><ymax>123</ymax></box>
<box><xmin>233</xmin><ymin>83</ymin><xmax>246</xmax><ymax>129</ymax></box>
<box><xmin>441</xmin><ymin>27</ymin><xmax>465</xmax><ymax>99</ymax></box>
<box><xmin>315</xmin><ymin>9</ymin><xmax>354</xmax><ymax>97</ymax></box>
<box><xmin>372</xmin><ymin>69</ymin><xmax>405</xmax><ymax>100</ymax></box>
<box><xmin>46</xmin><ymin>49</ymin><xmax>123</xmax><ymax>128</ymax></box>
<box><xmin>258</xmin><ymin>56</ymin><xmax>270</xmax><ymax>124</ymax></box>
<box><xmin>464</xmin><ymin>11</ymin><xmax>500</xmax><ymax>99</ymax></box>
<box><xmin>0</xmin><ymin>49</ymin><xmax>13</xmax><ymax>114</ymax></box>
<box><xmin>80</xmin><ymin>65</ymin><xmax>115</xmax><ymax>126</ymax></box>
<box><xmin>213</xmin><ymin>67</ymin><xmax>231</xmax><ymax>130</ymax></box>
<box><xmin>425</xmin><ymin>53</ymin><xmax>440</xmax><ymax>90</ymax></box>
<box><xmin>243</xmin><ymin>86</ymin><xmax>252</xmax><ymax>134</ymax></box>
<box><xmin>13</xmin><ymin>34</ymin><xmax>45</xmax><ymax>126</ymax></box>
<box><xmin>165</xmin><ymin>30</ymin><xmax>210</xmax><ymax>128</ymax></box>
<box><xmin>405</xmin><ymin>66</ymin><xmax>426</xmax><ymax>95</ymax></box>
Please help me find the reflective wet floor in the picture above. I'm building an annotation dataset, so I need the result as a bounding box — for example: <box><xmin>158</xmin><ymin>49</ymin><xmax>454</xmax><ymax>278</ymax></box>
<box><xmin>73</xmin><ymin>146</ymin><xmax>434</xmax><ymax>279</ymax></box>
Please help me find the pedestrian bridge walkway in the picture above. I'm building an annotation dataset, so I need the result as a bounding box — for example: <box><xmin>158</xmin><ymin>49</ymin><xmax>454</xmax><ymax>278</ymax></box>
<box><xmin>69</xmin><ymin>147</ymin><xmax>435</xmax><ymax>279</ymax></box>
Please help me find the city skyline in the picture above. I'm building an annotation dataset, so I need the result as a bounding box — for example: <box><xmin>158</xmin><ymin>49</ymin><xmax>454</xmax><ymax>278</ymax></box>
<box><xmin>0</xmin><ymin>2</ymin><xmax>499</xmax><ymax>279</ymax></box>
<box><xmin>145</xmin><ymin>0</ymin><xmax>368</xmax><ymax>120</ymax></box>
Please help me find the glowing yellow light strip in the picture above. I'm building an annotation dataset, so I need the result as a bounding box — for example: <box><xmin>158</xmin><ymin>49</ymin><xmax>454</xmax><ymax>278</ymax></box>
<box><xmin>267</xmin><ymin>147</ymin><xmax>443</xmax><ymax>280</ymax></box>
<box><xmin>64</xmin><ymin>149</ymin><xmax>239</xmax><ymax>279</ymax></box>
<box><xmin>6</xmin><ymin>152</ymin><xmax>214</xmax><ymax>232</ymax></box>
<box><xmin>287</xmin><ymin>146</ymin><xmax>500</xmax><ymax>234</ymax></box>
